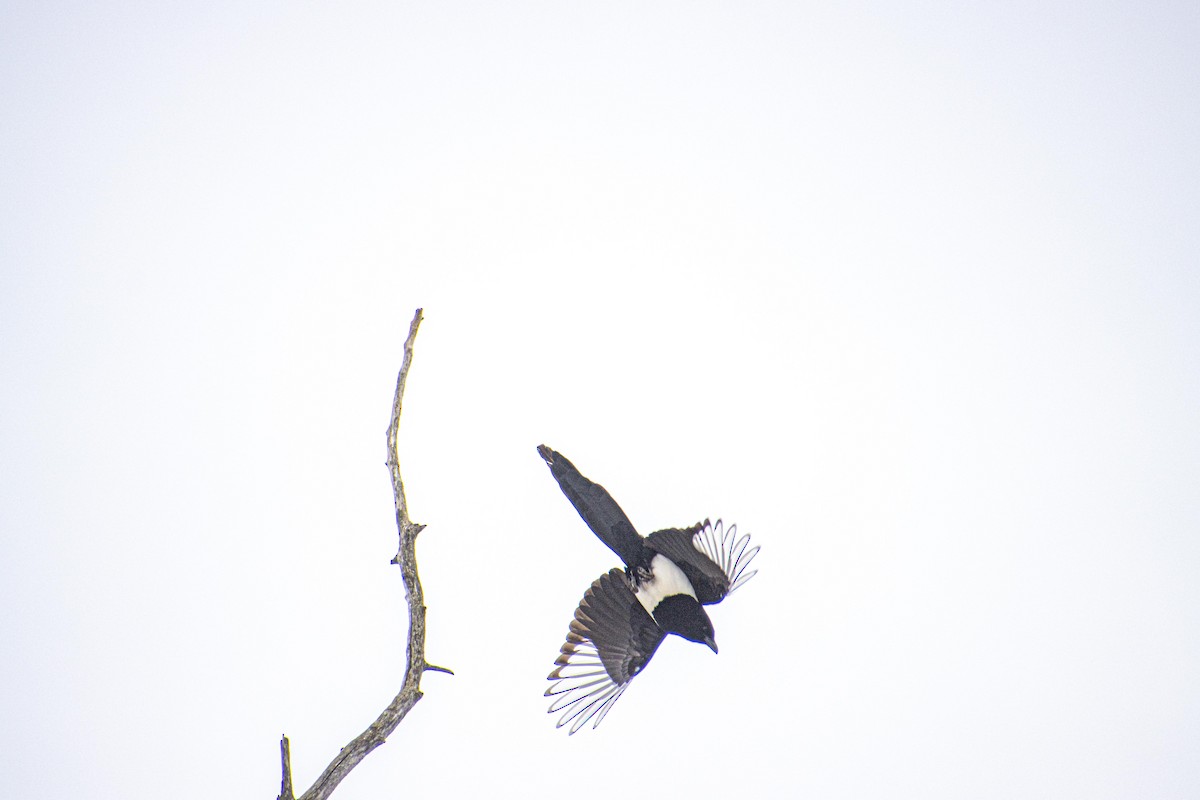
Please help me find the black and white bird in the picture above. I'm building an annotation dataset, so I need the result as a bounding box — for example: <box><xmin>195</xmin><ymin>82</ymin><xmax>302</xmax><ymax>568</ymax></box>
<box><xmin>538</xmin><ymin>445</ymin><xmax>760</xmax><ymax>734</ymax></box>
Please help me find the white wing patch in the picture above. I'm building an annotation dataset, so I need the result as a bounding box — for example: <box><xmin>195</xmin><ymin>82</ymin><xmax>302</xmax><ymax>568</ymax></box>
<box><xmin>694</xmin><ymin>519</ymin><xmax>760</xmax><ymax>594</ymax></box>
<box><xmin>545</xmin><ymin>639</ymin><xmax>631</xmax><ymax>734</ymax></box>
<box><xmin>633</xmin><ymin>553</ymin><xmax>697</xmax><ymax>616</ymax></box>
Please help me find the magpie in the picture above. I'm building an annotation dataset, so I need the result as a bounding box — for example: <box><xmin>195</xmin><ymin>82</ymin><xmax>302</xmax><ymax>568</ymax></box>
<box><xmin>538</xmin><ymin>444</ymin><xmax>760</xmax><ymax>734</ymax></box>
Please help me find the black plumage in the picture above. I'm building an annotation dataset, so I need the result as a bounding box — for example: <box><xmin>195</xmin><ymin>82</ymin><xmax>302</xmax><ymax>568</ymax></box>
<box><xmin>539</xmin><ymin>445</ymin><xmax>760</xmax><ymax>733</ymax></box>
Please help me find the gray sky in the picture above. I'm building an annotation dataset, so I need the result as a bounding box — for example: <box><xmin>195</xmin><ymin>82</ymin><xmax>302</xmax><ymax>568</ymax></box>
<box><xmin>2</xmin><ymin>2</ymin><xmax>1198</xmax><ymax>798</ymax></box>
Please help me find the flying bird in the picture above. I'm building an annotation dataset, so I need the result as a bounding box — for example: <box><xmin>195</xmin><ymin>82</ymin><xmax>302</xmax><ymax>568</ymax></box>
<box><xmin>538</xmin><ymin>444</ymin><xmax>760</xmax><ymax>734</ymax></box>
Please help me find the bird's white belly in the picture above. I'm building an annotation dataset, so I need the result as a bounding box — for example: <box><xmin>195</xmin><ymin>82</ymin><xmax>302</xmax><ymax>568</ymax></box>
<box><xmin>634</xmin><ymin>553</ymin><xmax>697</xmax><ymax>615</ymax></box>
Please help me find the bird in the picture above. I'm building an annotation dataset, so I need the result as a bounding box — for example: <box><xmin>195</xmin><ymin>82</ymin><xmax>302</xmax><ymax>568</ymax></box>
<box><xmin>538</xmin><ymin>444</ymin><xmax>760</xmax><ymax>734</ymax></box>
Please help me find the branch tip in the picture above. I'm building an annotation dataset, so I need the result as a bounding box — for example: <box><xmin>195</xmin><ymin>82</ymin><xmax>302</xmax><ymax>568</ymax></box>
<box><xmin>278</xmin><ymin>735</ymin><xmax>295</xmax><ymax>800</ymax></box>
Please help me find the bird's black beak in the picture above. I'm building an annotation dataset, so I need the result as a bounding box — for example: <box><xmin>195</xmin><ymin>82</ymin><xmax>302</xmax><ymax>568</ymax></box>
<box><xmin>704</xmin><ymin>635</ymin><xmax>718</xmax><ymax>654</ymax></box>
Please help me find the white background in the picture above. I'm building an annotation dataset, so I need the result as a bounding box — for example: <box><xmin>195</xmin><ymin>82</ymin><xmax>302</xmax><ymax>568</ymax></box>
<box><xmin>2</xmin><ymin>2</ymin><xmax>1198</xmax><ymax>798</ymax></box>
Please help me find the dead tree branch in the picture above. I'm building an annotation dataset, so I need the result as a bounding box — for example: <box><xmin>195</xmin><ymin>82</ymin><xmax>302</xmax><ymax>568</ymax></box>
<box><xmin>277</xmin><ymin>307</ymin><xmax>450</xmax><ymax>800</ymax></box>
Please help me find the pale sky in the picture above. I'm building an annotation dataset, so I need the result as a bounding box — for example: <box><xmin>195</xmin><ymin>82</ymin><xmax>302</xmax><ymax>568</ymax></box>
<box><xmin>2</xmin><ymin>3</ymin><xmax>1198</xmax><ymax>798</ymax></box>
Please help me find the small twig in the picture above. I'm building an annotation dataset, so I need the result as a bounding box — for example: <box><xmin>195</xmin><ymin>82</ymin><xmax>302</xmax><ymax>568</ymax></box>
<box><xmin>277</xmin><ymin>308</ymin><xmax>450</xmax><ymax>800</ymax></box>
<box><xmin>277</xmin><ymin>736</ymin><xmax>294</xmax><ymax>800</ymax></box>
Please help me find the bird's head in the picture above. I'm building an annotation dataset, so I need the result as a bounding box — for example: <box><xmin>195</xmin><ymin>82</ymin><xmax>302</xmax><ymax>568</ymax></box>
<box><xmin>651</xmin><ymin>594</ymin><xmax>718</xmax><ymax>653</ymax></box>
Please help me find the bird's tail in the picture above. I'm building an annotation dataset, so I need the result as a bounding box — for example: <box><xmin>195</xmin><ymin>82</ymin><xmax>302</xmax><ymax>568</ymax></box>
<box><xmin>537</xmin><ymin>445</ymin><xmax>644</xmax><ymax>568</ymax></box>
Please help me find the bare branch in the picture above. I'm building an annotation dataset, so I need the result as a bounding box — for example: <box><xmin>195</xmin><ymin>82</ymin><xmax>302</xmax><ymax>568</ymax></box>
<box><xmin>278</xmin><ymin>307</ymin><xmax>449</xmax><ymax>800</ymax></box>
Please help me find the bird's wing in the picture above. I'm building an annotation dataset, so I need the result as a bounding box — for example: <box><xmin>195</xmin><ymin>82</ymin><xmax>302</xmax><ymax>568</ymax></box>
<box><xmin>546</xmin><ymin>568</ymin><xmax>666</xmax><ymax>734</ymax></box>
<box><xmin>646</xmin><ymin>519</ymin><xmax>760</xmax><ymax>605</ymax></box>
<box><xmin>538</xmin><ymin>445</ymin><xmax>645</xmax><ymax>568</ymax></box>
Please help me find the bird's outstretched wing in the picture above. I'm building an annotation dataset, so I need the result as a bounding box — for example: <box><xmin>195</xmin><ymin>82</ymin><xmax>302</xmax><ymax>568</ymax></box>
<box><xmin>645</xmin><ymin>519</ymin><xmax>760</xmax><ymax>605</ymax></box>
<box><xmin>537</xmin><ymin>445</ymin><xmax>645</xmax><ymax>569</ymax></box>
<box><xmin>546</xmin><ymin>568</ymin><xmax>666</xmax><ymax>734</ymax></box>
